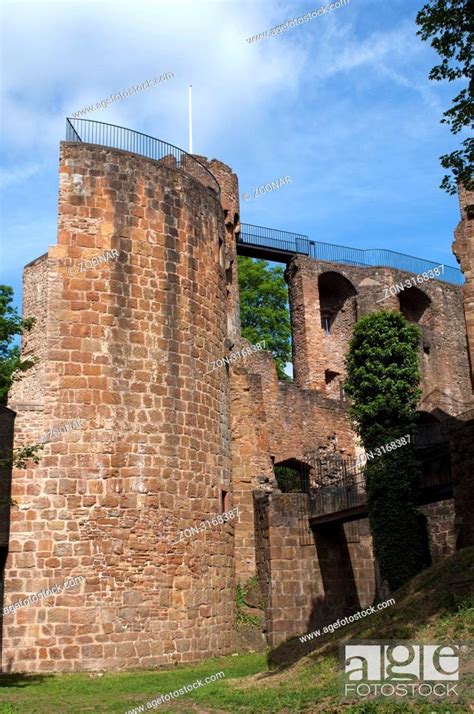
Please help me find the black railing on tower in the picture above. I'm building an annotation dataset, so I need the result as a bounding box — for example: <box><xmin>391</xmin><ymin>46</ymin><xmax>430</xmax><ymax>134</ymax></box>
<box><xmin>65</xmin><ymin>118</ymin><xmax>220</xmax><ymax>196</ymax></box>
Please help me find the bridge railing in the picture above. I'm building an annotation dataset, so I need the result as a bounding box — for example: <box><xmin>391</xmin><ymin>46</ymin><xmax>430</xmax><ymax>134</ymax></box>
<box><xmin>305</xmin><ymin>454</ymin><xmax>366</xmax><ymax>519</ymax></box>
<box><xmin>239</xmin><ymin>223</ymin><xmax>463</xmax><ymax>285</ymax></box>
<box><xmin>65</xmin><ymin>118</ymin><xmax>220</xmax><ymax>196</ymax></box>
<box><xmin>239</xmin><ymin>223</ymin><xmax>310</xmax><ymax>255</ymax></box>
<box><xmin>304</xmin><ymin>443</ymin><xmax>452</xmax><ymax>521</ymax></box>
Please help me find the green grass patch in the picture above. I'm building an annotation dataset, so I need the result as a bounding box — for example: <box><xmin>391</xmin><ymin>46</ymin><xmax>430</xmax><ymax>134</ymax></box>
<box><xmin>0</xmin><ymin>654</ymin><xmax>266</xmax><ymax>713</ymax></box>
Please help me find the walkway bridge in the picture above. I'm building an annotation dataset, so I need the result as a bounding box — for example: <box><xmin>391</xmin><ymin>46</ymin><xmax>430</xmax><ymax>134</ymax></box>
<box><xmin>276</xmin><ymin>425</ymin><xmax>453</xmax><ymax>527</ymax></box>
<box><xmin>238</xmin><ymin>223</ymin><xmax>463</xmax><ymax>286</ymax></box>
<box><xmin>305</xmin><ymin>444</ymin><xmax>452</xmax><ymax>527</ymax></box>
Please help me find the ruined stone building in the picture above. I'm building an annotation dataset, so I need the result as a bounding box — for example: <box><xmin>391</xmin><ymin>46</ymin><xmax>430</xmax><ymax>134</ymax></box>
<box><xmin>0</xmin><ymin>120</ymin><xmax>473</xmax><ymax>672</ymax></box>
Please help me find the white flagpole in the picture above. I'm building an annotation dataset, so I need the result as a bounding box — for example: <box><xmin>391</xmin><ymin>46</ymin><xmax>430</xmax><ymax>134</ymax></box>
<box><xmin>188</xmin><ymin>84</ymin><xmax>193</xmax><ymax>154</ymax></box>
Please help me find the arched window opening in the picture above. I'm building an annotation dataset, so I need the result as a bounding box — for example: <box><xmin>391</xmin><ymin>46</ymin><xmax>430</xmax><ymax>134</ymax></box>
<box><xmin>274</xmin><ymin>458</ymin><xmax>309</xmax><ymax>493</ymax></box>
<box><xmin>318</xmin><ymin>272</ymin><xmax>357</xmax><ymax>398</ymax></box>
<box><xmin>399</xmin><ymin>286</ymin><xmax>431</xmax><ymax>324</ymax></box>
<box><xmin>318</xmin><ymin>271</ymin><xmax>358</xmax><ymax>337</ymax></box>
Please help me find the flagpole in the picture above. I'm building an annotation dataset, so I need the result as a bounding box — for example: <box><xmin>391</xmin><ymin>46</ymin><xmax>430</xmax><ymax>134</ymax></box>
<box><xmin>188</xmin><ymin>84</ymin><xmax>193</xmax><ymax>154</ymax></box>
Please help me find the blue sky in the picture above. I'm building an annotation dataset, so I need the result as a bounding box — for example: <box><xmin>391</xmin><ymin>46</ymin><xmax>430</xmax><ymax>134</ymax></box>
<box><xmin>0</xmin><ymin>0</ymin><xmax>468</xmax><ymax>313</ymax></box>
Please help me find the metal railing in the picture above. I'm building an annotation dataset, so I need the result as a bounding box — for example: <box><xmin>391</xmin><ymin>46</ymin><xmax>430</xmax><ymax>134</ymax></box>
<box><xmin>305</xmin><ymin>454</ymin><xmax>367</xmax><ymax>519</ymax></box>
<box><xmin>65</xmin><ymin>118</ymin><xmax>220</xmax><ymax>196</ymax></box>
<box><xmin>239</xmin><ymin>223</ymin><xmax>311</xmax><ymax>256</ymax></box>
<box><xmin>239</xmin><ymin>223</ymin><xmax>463</xmax><ymax>285</ymax></box>
<box><xmin>304</xmin><ymin>447</ymin><xmax>452</xmax><ymax>520</ymax></box>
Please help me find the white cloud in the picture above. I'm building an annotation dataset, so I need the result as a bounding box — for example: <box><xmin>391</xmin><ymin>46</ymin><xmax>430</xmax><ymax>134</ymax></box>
<box><xmin>0</xmin><ymin>0</ymin><xmax>301</xmax><ymax>155</ymax></box>
<box><xmin>0</xmin><ymin>163</ymin><xmax>44</xmax><ymax>188</ymax></box>
<box><xmin>0</xmin><ymin>0</ymin><xmax>462</xmax><ymax>286</ymax></box>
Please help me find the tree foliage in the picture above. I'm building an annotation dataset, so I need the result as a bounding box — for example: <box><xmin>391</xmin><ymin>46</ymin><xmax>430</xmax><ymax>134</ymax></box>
<box><xmin>345</xmin><ymin>311</ymin><xmax>430</xmax><ymax>591</ymax></box>
<box><xmin>237</xmin><ymin>256</ymin><xmax>291</xmax><ymax>380</ymax></box>
<box><xmin>0</xmin><ymin>285</ymin><xmax>37</xmax><ymax>404</ymax></box>
<box><xmin>363</xmin><ymin>451</ymin><xmax>431</xmax><ymax>591</ymax></box>
<box><xmin>345</xmin><ymin>311</ymin><xmax>422</xmax><ymax>446</ymax></box>
<box><xmin>0</xmin><ymin>444</ymin><xmax>44</xmax><ymax>507</ymax></box>
<box><xmin>416</xmin><ymin>0</ymin><xmax>473</xmax><ymax>194</ymax></box>
<box><xmin>0</xmin><ymin>443</ymin><xmax>44</xmax><ymax>471</ymax></box>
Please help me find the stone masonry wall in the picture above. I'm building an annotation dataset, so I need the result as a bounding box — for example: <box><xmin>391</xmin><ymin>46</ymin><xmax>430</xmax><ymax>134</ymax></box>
<box><xmin>254</xmin><ymin>492</ymin><xmax>322</xmax><ymax>647</ymax></box>
<box><xmin>254</xmin><ymin>492</ymin><xmax>375</xmax><ymax>647</ymax></box>
<box><xmin>287</xmin><ymin>256</ymin><xmax>473</xmax><ymax>415</ymax></box>
<box><xmin>453</xmin><ymin>185</ymin><xmax>474</xmax><ymax>387</ymax></box>
<box><xmin>419</xmin><ymin>500</ymin><xmax>457</xmax><ymax>563</ymax></box>
<box><xmin>450</xmin><ymin>409</ymin><xmax>474</xmax><ymax>548</ymax></box>
<box><xmin>2</xmin><ymin>143</ymin><xmax>235</xmax><ymax>673</ymax></box>
<box><xmin>230</xmin><ymin>348</ymin><xmax>357</xmax><ymax>585</ymax></box>
<box><xmin>7</xmin><ymin>255</ymin><xmax>50</xmax><ymax>463</ymax></box>
<box><xmin>3</xmin><ymin>141</ymin><xmax>470</xmax><ymax>673</ymax></box>
<box><xmin>0</xmin><ymin>407</ymin><xmax>16</xmax><ymax>550</ymax></box>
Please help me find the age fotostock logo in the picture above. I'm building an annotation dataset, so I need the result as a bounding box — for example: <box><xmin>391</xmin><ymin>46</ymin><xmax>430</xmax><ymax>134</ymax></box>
<box><xmin>340</xmin><ymin>641</ymin><xmax>468</xmax><ymax>700</ymax></box>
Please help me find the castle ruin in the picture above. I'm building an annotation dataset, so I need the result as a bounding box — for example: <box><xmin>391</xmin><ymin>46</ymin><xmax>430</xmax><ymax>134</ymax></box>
<box><xmin>1</xmin><ymin>121</ymin><xmax>473</xmax><ymax>672</ymax></box>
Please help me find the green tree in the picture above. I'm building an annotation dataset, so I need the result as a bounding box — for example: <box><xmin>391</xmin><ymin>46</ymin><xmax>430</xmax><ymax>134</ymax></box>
<box><xmin>0</xmin><ymin>444</ymin><xmax>45</xmax><ymax>507</ymax></box>
<box><xmin>0</xmin><ymin>287</ymin><xmax>42</xmax><ymax>506</ymax></box>
<box><xmin>0</xmin><ymin>285</ymin><xmax>37</xmax><ymax>404</ymax></box>
<box><xmin>0</xmin><ymin>444</ymin><xmax>45</xmax><ymax>471</ymax></box>
<box><xmin>416</xmin><ymin>0</ymin><xmax>473</xmax><ymax>194</ymax></box>
<box><xmin>237</xmin><ymin>256</ymin><xmax>291</xmax><ymax>380</ymax></box>
<box><xmin>345</xmin><ymin>311</ymin><xmax>430</xmax><ymax>591</ymax></box>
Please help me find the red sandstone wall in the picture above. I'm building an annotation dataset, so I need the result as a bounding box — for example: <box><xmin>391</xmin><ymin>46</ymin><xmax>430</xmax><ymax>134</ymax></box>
<box><xmin>230</xmin><ymin>370</ymin><xmax>274</xmax><ymax>583</ymax></box>
<box><xmin>287</xmin><ymin>256</ymin><xmax>473</xmax><ymax>415</ymax></box>
<box><xmin>254</xmin><ymin>492</ymin><xmax>323</xmax><ymax>646</ymax></box>
<box><xmin>196</xmin><ymin>156</ymin><xmax>241</xmax><ymax>345</ymax></box>
<box><xmin>0</xmin><ymin>407</ymin><xmax>16</xmax><ymax>549</ymax></box>
<box><xmin>230</xmin><ymin>349</ymin><xmax>356</xmax><ymax>585</ymax></box>
<box><xmin>4</xmin><ymin>141</ymin><xmax>470</xmax><ymax>671</ymax></box>
<box><xmin>254</xmin><ymin>493</ymin><xmax>375</xmax><ymax>647</ymax></box>
<box><xmin>450</xmin><ymin>409</ymin><xmax>474</xmax><ymax>548</ymax></box>
<box><xmin>2</xmin><ymin>143</ymin><xmax>235</xmax><ymax>673</ymax></box>
<box><xmin>453</xmin><ymin>186</ymin><xmax>474</xmax><ymax>387</ymax></box>
<box><xmin>7</xmin><ymin>255</ymin><xmax>49</xmax><ymax>452</ymax></box>
<box><xmin>420</xmin><ymin>500</ymin><xmax>457</xmax><ymax>563</ymax></box>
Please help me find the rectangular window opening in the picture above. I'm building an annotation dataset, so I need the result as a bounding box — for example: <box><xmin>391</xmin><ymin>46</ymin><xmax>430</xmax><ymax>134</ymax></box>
<box><xmin>218</xmin><ymin>237</ymin><xmax>225</xmax><ymax>268</ymax></box>
<box><xmin>322</xmin><ymin>316</ymin><xmax>331</xmax><ymax>335</ymax></box>
<box><xmin>220</xmin><ymin>488</ymin><xmax>229</xmax><ymax>513</ymax></box>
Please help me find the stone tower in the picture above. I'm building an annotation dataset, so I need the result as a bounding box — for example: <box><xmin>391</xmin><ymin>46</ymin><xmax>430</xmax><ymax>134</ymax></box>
<box><xmin>2</xmin><ymin>138</ymin><xmax>239</xmax><ymax>672</ymax></box>
<box><xmin>453</xmin><ymin>183</ymin><xmax>474</xmax><ymax>388</ymax></box>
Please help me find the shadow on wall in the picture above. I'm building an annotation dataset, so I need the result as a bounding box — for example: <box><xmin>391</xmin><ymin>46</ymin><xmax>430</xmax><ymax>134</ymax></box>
<box><xmin>312</xmin><ymin>522</ymin><xmax>361</xmax><ymax>626</ymax></box>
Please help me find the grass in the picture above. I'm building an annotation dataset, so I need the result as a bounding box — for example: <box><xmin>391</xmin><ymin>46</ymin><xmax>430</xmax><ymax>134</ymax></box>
<box><xmin>0</xmin><ymin>548</ymin><xmax>473</xmax><ymax>712</ymax></box>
